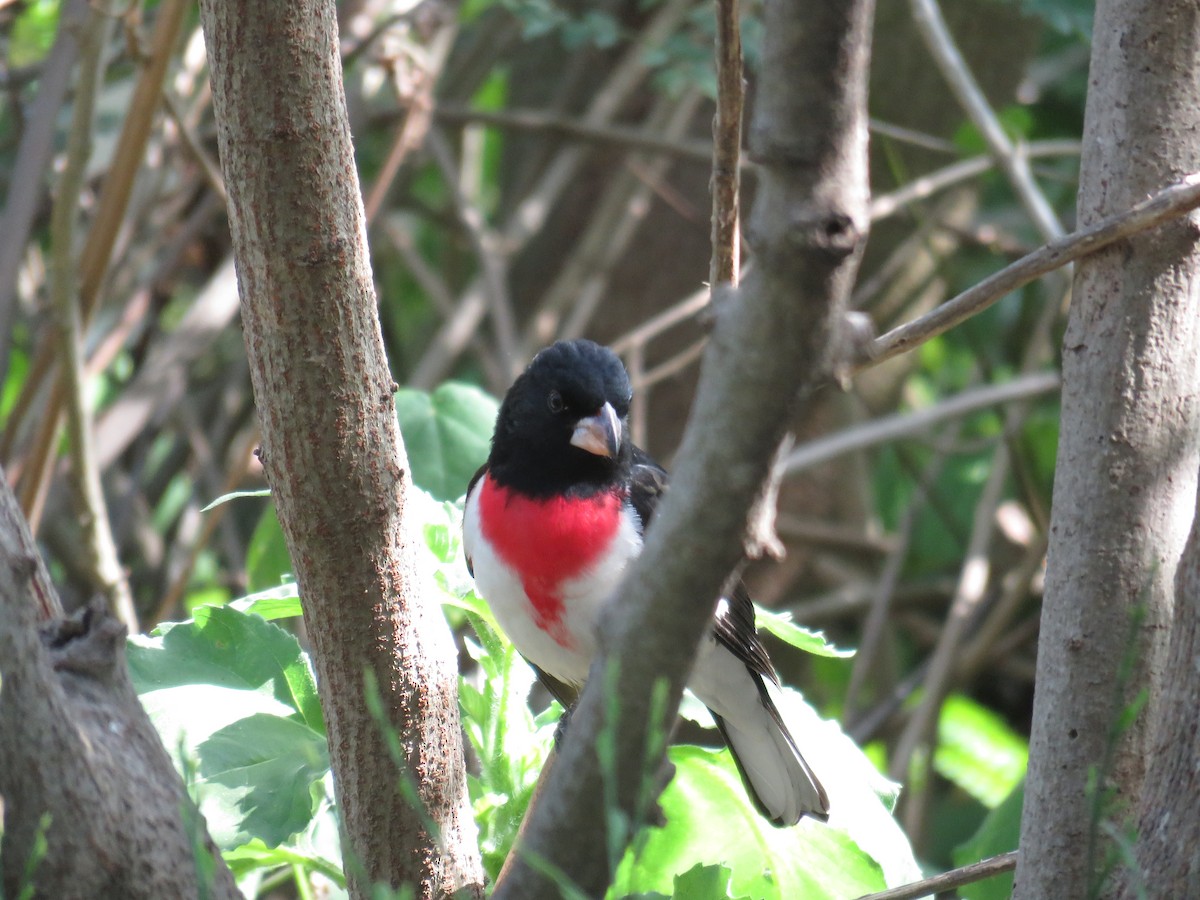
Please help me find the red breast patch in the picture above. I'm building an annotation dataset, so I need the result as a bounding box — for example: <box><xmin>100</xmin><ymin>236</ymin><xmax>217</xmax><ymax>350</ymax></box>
<box><xmin>479</xmin><ymin>475</ymin><xmax>624</xmax><ymax>644</ymax></box>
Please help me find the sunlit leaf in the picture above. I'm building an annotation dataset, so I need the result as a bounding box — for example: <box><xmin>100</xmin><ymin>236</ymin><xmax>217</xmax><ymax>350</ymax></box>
<box><xmin>229</xmin><ymin>585</ymin><xmax>302</xmax><ymax>621</ymax></box>
<box><xmin>395</xmin><ymin>382</ymin><xmax>498</xmax><ymax>500</ymax></box>
<box><xmin>936</xmin><ymin>694</ymin><xmax>1028</xmax><ymax>808</ymax></box>
<box><xmin>129</xmin><ymin>604</ymin><xmax>322</xmax><ymax>733</ymax></box>
<box><xmin>202</xmin><ymin>488</ymin><xmax>272</xmax><ymax>512</ymax></box>
<box><xmin>614</xmin><ymin>747</ymin><xmax>888</xmax><ymax>900</ymax></box>
<box><xmin>197</xmin><ymin>714</ymin><xmax>330</xmax><ymax>849</ymax></box>
<box><xmin>247</xmin><ymin>505</ymin><xmax>293</xmax><ymax>592</ymax></box>
<box><xmin>755</xmin><ymin>606</ymin><xmax>855</xmax><ymax>658</ymax></box>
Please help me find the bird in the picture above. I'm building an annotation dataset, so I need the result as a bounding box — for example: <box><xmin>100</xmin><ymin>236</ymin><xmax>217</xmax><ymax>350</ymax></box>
<box><xmin>462</xmin><ymin>338</ymin><xmax>829</xmax><ymax>826</ymax></box>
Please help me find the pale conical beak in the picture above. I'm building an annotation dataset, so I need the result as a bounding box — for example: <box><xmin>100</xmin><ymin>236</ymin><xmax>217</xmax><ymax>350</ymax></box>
<box><xmin>570</xmin><ymin>402</ymin><xmax>622</xmax><ymax>458</ymax></box>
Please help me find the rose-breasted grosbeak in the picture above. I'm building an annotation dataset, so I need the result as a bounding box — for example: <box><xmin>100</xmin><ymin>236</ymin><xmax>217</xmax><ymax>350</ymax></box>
<box><xmin>463</xmin><ymin>339</ymin><xmax>829</xmax><ymax>825</ymax></box>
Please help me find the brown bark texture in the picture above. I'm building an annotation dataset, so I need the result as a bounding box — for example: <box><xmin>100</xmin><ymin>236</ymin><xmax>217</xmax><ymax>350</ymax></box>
<box><xmin>490</xmin><ymin>1</ymin><xmax>875</xmax><ymax>896</ymax></box>
<box><xmin>195</xmin><ymin>2</ymin><xmax>484</xmax><ymax>898</ymax></box>
<box><xmin>1016</xmin><ymin>1</ymin><xmax>1200</xmax><ymax>897</ymax></box>
<box><xmin>0</xmin><ymin>476</ymin><xmax>240</xmax><ymax>899</ymax></box>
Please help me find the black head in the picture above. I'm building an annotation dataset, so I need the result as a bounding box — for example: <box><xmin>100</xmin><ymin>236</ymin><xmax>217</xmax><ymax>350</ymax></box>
<box><xmin>487</xmin><ymin>340</ymin><xmax>634</xmax><ymax>497</ymax></box>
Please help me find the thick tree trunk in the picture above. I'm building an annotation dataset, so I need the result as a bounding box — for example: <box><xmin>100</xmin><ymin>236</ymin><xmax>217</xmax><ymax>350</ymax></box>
<box><xmin>491</xmin><ymin>1</ymin><xmax>874</xmax><ymax>896</ymax></box>
<box><xmin>1132</xmin><ymin>480</ymin><xmax>1200</xmax><ymax>896</ymax></box>
<box><xmin>0</xmin><ymin>477</ymin><xmax>240</xmax><ymax>899</ymax></box>
<box><xmin>1016</xmin><ymin>3</ymin><xmax>1200</xmax><ymax>897</ymax></box>
<box><xmin>196</xmin><ymin>2</ymin><xmax>484</xmax><ymax>897</ymax></box>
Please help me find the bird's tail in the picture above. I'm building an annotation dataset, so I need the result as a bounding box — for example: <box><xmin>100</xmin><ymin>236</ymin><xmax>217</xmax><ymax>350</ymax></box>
<box><xmin>711</xmin><ymin>679</ymin><xmax>829</xmax><ymax>826</ymax></box>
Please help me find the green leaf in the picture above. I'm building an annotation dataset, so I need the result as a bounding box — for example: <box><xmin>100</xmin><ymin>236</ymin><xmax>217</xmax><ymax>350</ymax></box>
<box><xmin>952</xmin><ymin>780</ymin><xmax>1023</xmax><ymax>900</ymax></box>
<box><xmin>614</xmin><ymin>747</ymin><xmax>887</xmax><ymax>900</ymax></box>
<box><xmin>671</xmin><ymin>863</ymin><xmax>748</xmax><ymax>900</ymax></box>
<box><xmin>935</xmin><ymin>694</ymin><xmax>1028</xmax><ymax>808</ymax></box>
<box><xmin>223</xmin><ymin>837</ymin><xmax>343</xmax><ymax>885</ymax></box>
<box><xmin>197</xmin><ymin>714</ymin><xmax>330</xmax><ymax>849</ymax></box>
<box><xmin>229</xmin><ymin>585</ymin><xmax>302</xmax><ymax>621</ymax></box>
<box><xmin>755</xmin><ymin>606</ymin><xmax>855</xmax><ymax>658</ymax></box>
<box><xmin>202</xmin><ymin>488</ymin><xmax>272</xmax><ymax>512</ymax></box>
<box><xmin>138</xmin><ymin>682</ymin><xmax>296</xmax><ymax>768</ymax></box>
<box><xmin>395</xmin><ymin>382</ymin><xmax>498</xmax><ymax>500</ymax></box>
<box><xmin>128</xmin><ymin>604</ymin><xmax>323</xmax><ymax>734</ymax></box>
<box><xmin>611</xmin><ymin>686</ymin><xmax>919</xmax><ymax>899</ymax></box>
<box><xmin>10</xmin><ymin>0</ymin><xmax>60</xmax><ymax>67</ymax></box>
<box><xmin>247</xmin><ymin>504</ymin><xmax>294</xmax><ymax>591</ymax></box>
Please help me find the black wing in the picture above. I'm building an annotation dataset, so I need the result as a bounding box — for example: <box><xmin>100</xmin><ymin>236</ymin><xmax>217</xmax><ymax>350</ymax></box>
<box><xmin>629</xmin><ymin>445</ymin><xmax>669</xmax><ymax>528</ymax></box>
<box><xmin>627</xmin><ymin>445</ymin><xmax>778</xmax><ymax>683</ymax></box>
<box><xmin>713</xmin><ymin>582</ymin><xmax>778</xmax><ymax>682</ymax></box>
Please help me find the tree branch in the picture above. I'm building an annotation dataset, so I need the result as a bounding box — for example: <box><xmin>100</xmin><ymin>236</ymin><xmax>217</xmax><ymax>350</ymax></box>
<box><xmin>855</xmin><ymin>850</ymin><xmax>1018</xmax><ymax>900</ymax></box>
<box><xmin>779</xmin><ymin>371</ymin><xmax>1060</xmax><ymax>475</ymax></box>
<box><xmin>48</xmin><ymin>4</ymin><xmax>137</xmax><ymax>630</ymax></box>
<box><xmin>0</xmin><ymin>472</ymin><xmax>239</xmax><ymax>898</ymax></box>
<box><xmin>1017</xmin><ymin>1</ymin><xmax>1200</xmax><ymax>895</ymax></box>
<box><xmin>710</xmin><ymin>0</ymin><xmax>744</xmax><ymax>287</ymax></box>
<box><xmin>196</xmin><ymin>0</ymin><xmax>484</xmax><ymax>895</ymax></box>
<box><xmin>908</xmin><ymin>0</ymin><xmax>1063</xmax><ymax>241</ymax></box>
<box><xmin>856</xmin><ymin>174</ymin><xmax>1200</xmax><ymax>373</ymax></box>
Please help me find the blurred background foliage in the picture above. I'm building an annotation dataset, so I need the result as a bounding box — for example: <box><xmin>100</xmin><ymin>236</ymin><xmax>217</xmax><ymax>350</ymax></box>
<box><xmin>1</xmin><ymin>0</ymin><xmax>1093</xmax><ymax>894</ymax></box>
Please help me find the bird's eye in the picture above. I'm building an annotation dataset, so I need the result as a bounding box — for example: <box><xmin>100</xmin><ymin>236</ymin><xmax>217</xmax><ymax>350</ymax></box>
<box><xmin>547</xmin><ymin>391</ymin><xmax>565</xmax><ymax>413</ymax></box>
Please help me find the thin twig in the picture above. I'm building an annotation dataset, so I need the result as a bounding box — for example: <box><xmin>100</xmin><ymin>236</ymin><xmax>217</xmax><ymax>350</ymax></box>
<box><xmin>779</xmin><ymin>371</ymin><xmax>1060</xmax><ymax>476</ymax></box>
<box><xmin>0</xmin><ymin>0</ymin><xmax>91</xmax><ymax>385</ymax></box>
<box><xmin>845</xmin><ymin>451</ymin><xmax>947</xmax><ymax>721</ymax></box>
<box><xmin>149</xmin><ymin>429</ymin><xmax>259</xmax><ymax>627</ymax></box>
<box><xmin>893</xmin><ymin>260</ymin><xmax>1069</xmax><ymax>835</ymax></box>
<box><xmin>870</xmin><ymin>140</ymin><xmax>1080</xmax><ymax>222</ymax></box>
<box><xmin>959</xmin><ymin>533</ymin><xmax>1047</xmax><ymax>678</ymax></box>
<box><xmin>432</xmin><ymin>107</ymin><xmax>963</xmax><ymax>166</ymax></box>
<box><xmin>364</xmin><ymin>25</ymin><xmax>455</xmax><ymax>226</ymax></box>
<box><xmin>427</xmin><ymin>129</ymin><xmax>519</xmax><ymax>367</ymax></box>
<box><xmin>775</xmin><ymin>514</ymin><xmax>895</xmax><ymax>555</ymax></box>
<box><xmin>856</xmin><ymin>174</ymin><xmax>1200</xmax><ymax>372</ymax></box>
<box><xmin>433</xmin><ymin>105</ymin><xmax>715</xmax><ymax>164</ymax></box>
<box><xmin>610</xmin><ymin>288</ymin><xmax>710</xmax><ymax>355</ymax></box>
<box><xmin>636</xmin><ymin>337</ymin><xmax>707</xmax><ymax>391</ymax></box>
<box><xmin>909</xmin><ymin>0</ymin><xmax>1063</xmax><ymax>242</ymax></box>
<box><xmin>854</xmin><ymin>851</ymin><xmax>1018</xmax><ymax>900</ymax></box>
<box><xmin>890</xmin><ymin>437</ymin><xmax>1009</xmax><ymax>821</ymax></box>
<box><xmin>710</xmin><ymin>0</ymin><xmax>743</xmax><ymax>287</ymax></box>
<box><xmin>867</xmin><ymin>117</ymin><xmax>958</xmax><ymax>155</ymax></box>
<box><xmin>161</xmin><ymin>88</ymin><xmax>227</xmax><ymax>203</ymax></box>
<box><xmin>48</xmin><ymin>7</ymin><xmax>137</xmax><ymax>630</ymax></box>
